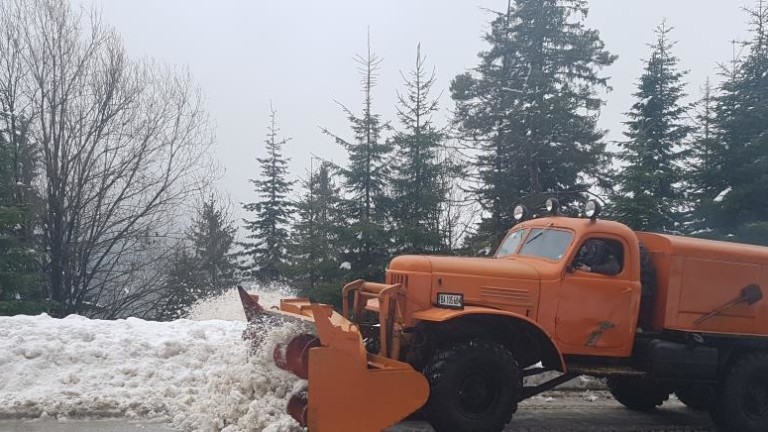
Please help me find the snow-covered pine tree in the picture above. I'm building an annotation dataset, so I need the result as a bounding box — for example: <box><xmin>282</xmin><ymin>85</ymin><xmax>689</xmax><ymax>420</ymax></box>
<box><xmin>188</xmin><ymin>195</ymin><xmax>237</xmax><ymax>294</ymax></box>
<box><xmin>322</xmin><ymin>36</ymin><xmax>392</xmax><ymax>281</ymax></box>
<box><xmin>452</xmin><ymin>0</ymin><xmax>615</xmax><ymax>252</ymax></box>
<box><xmin>242</xmin><ymin>106</ymin><xmax>294</xmax><ymax>282</ymax></box>
<box><xmin>703</xmin><ymin>0</ymin><xmax>768</xmax><ymax>244</ymax></box>
<box><xmin>391</xmin><ymin>44</ymin><xmax>451</xmax><ymax>254</ymax></box>
<box><xmin>612</xmin><ymin>22</ymin><xmax>692</xmax><ymax>232</ymax></box>
<box><xmin>289</xmin><ymin>160</ymin><xmax>346</xmax><ymax>303</ymax></box>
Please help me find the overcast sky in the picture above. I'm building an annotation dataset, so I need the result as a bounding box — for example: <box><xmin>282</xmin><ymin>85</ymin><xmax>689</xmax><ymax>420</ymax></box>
<box><xmin>90</xmin><ymin>0</ymin><xmax>749</xmax><ymax>220</ymax></box>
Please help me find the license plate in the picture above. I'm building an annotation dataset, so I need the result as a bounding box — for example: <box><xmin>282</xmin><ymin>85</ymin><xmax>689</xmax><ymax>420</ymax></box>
<box><xmin>437</xmin><ymin>293</ymin><xmax>464</xmax><ymax>309</ymax></box>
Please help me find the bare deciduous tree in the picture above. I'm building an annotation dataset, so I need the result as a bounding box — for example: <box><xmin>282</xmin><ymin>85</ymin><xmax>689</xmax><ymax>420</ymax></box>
<box><xmin>0</xmin><ymin>0</ymin><xmax>215</xmax><ymax>318</ymax></box>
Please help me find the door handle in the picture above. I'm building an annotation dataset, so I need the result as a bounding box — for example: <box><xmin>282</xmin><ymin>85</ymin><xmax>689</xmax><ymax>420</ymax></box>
<box><xmin>621</xmin><ymin>287</ymin><xmax>631</xmax><ymax>293</ymax></box>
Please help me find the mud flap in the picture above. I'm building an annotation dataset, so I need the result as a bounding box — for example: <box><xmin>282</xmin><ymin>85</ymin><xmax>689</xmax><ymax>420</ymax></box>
<box><xmin>306</xmin><ymin>304</ymin><xmax>429</xmax><ymax>432</ymax></box>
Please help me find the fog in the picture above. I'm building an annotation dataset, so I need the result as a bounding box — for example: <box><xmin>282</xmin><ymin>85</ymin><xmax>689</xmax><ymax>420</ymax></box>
<box><xmin>91</xmin><ymin>0</ymin><xmax>748</xmax><ymax>223</ymax></box>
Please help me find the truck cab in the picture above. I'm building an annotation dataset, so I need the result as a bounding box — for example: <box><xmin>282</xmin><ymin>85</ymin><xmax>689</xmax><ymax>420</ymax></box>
<box><xmin>386</xmin><ymin>201</ymin><xmax>647</xmax><ymax>362</ymax></box>
<box><xmin>471</xmin><ymin>212</ymin><xmax>643</xmax><ymax>357</ymax></box>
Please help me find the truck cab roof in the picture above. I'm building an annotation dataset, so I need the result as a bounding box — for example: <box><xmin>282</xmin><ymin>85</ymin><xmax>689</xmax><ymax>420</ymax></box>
<box><xmin>510</xmin><ymin>215</ymin><xmax>637</xmax><ymax>241</ymax></box>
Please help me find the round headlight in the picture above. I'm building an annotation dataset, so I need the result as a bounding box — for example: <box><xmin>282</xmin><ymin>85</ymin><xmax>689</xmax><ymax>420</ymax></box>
<box><xmin>513</xmin><ymin>204</ymin><xmax>529</xmax><ymax>221</ymax></box>
<box><xmin>545</xmin><ymin>198</ymin><xmax>560</xmax><ymax>215</ymax></box>
<box><xmin>584</xmin><ymin>200</ymin><xmax>602</xmax><ymax>219</ymax></box>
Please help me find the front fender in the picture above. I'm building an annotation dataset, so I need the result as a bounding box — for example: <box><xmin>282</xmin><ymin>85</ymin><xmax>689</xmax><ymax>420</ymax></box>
<box><xmin>411</xmin><ymin>306</ymin><xmax>566</xmax><ymax>372</ymax></box>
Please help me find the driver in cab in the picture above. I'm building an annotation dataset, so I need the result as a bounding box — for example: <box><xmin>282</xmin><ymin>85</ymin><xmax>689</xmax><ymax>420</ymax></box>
<box><xmin>574</xmin><ymin>239</ymin><xmax>621</xmax><ymax>276</ymax></box>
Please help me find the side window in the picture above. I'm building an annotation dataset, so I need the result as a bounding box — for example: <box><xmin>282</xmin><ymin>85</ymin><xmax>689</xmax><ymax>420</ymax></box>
<box><xmin>572</xmin><ymin>238</ymin><xmax>624</xmax><ymax>276</ymax></box>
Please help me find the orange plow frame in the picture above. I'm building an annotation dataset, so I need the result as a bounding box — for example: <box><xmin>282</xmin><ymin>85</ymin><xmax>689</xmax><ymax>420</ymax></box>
<box><xmin>238</xmin><ymin>285</ymin><xmax>429</xmax><ymax>431</ymax></box>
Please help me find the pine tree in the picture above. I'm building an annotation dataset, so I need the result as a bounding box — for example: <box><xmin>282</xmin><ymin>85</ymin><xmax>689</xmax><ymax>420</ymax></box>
<box><xmin>0</xmin><ymin>113</ymin><xmax>42</xmax><ymax>310</ymax></box>
<box><xmin>242</xmin><ymin>106</ymin><xmax>294</xmax><ymax>282</ymax></box>
<box><xmin>157</xmin><ymin>247</ymin><xmax>203</xmax><ymax>321</ymax></box>
<box><xmin>612</xmin><ymin>22</ymin><xmax>692</xmax><ymax>232</ymax></box>
<box><xmin>322</xmin><ymin>36</ymin><xmax>392</xmax><ymax>280</ymax></box>
<box><xmin>702</xmin><ymin>1</ymin><xmax>768</xmax><ymax>244</ymax></box>
<box><xmin>289</xmin><ymin>160</ymin><xmax>346</xmax><ymax>304</ymax></box>
<box><xmin>154</xmin><ymin>196</ymin><xmax>236</xmax><ymax>320</ymax></box>
<box><xmin>451</xmin><ymin>0</ymin><xmax>615</xmax><ymax>251</ymax></box>
<box><xmin>687</xmin><ymin>79</ymin><xmax>725</xmax><ymax>234</ymax></box>
<box><xmin>0</xmin><ymin>113</ymin><xmax>40</xmax><ymax>249</ymax></box>
<box><xmin>436</xmin><ymin>147</ymin><xmax>474</xmax><ymax>253</ymax></box>
<box><xmin>391</xmin><ymin>44</ymin><xmax>451</xmax><ymax>254</ymax></box>
<box><xmin>188</xmin><ymin>195</ymin><xmax>237</xmax><ymax>294</ymax></box>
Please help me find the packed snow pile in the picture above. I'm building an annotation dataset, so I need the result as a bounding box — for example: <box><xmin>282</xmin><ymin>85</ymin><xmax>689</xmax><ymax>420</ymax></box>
<box><xmin>0</xmin><ymin>287</ymin><xmax>305</xmax><ymax>432</ymax></box>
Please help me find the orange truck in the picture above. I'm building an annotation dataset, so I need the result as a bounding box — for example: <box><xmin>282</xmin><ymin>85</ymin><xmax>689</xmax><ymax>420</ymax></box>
<box><xmin>239</xmin><ymin>199</ymin><xmax>768</xmax><ymax>432</ymax></box>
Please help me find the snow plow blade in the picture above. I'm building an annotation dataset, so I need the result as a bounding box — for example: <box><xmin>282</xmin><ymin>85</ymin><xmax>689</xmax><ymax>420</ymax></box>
<box><xmin>237</xmin><ymin>286</ymin><xmax>429</xmax><ymax>431</ymax></box>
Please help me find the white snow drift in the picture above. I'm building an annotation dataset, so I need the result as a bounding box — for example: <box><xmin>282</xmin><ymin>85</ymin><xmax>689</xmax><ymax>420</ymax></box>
<box><xmin>0</xmin><ymin>288</ymin><xmax>304</xmax><ymax>432</ymax></box>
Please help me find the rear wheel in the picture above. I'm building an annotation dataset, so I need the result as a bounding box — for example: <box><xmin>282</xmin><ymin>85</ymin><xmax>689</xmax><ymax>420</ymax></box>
<box><xmin>710</xmin><ymin>352</ymin><xmax>768</xmax><ymax>432</ymax></box>
<box><xmin>422</xmin><ymin>340</ymin><xmax>521</xmax><ymax>432</ymax></box>
<box><xmin>675</xmin><ymin>383</ymin><xmax>716</xmax><ymax>411</ymax></box>
<box><xmin>607</xmin><ymin>376</ymin><xmax>670</xmax><ymax>412</ymax></box>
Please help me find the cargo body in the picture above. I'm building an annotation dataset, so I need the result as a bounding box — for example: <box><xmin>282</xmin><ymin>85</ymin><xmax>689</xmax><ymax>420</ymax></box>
<box><xmin>240</xmin><ymin>202</ymin><xmax>768</xmax><ymax>432</ymax></box>
<box><xmin>638</xmin><ymin>232</ymin><xmax>768</xmax><ymax>335</ymax></box>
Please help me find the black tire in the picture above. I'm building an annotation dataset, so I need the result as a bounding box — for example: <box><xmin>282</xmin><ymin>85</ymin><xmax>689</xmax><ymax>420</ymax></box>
<box><xmin>710</xmin><ymin>351</ymin><xmax>768</xmax><ymax>432</ymax></box>
<box><xmin>675</xmin><ymin>383</ymin><xmax>717</xmax><ymax>411</ymax></box>
<box><xmin>363</xmin><ymin>337</ymin><xmax>380</xmax><ymax>355</ymax></box>
<box><xmin>607</xmin><ymin>376</ymin><xmax>670</xmax><ymax>412</ymax></box>
<box><xmin>422</xmin><ymin>340</ymin><xmax>521</xmax><ymax>432</ymax></box>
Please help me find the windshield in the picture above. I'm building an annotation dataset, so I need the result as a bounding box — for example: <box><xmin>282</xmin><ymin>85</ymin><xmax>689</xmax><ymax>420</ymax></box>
<box><xmin>518</xmin><ymin>228</ymin><xmax>573</xmax><ymax>261</ymax></box>
<box><xmin>495</xmin><ymin>229</ymin><xmax>528</xmax><ymax>257</ymax></box>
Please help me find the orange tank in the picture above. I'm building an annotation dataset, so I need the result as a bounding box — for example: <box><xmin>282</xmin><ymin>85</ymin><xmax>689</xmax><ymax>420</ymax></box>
<box><xmin>638</xmin><ymin>232</ymin><xmax>768</xmax><ymax>336</ymax></box>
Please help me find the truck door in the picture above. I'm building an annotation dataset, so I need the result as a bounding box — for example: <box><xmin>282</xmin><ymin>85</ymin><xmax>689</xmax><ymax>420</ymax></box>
<box><xmin>555</xmin><ymin>235</ymin><xmax>640</xmax><ymax>355</ymax></box>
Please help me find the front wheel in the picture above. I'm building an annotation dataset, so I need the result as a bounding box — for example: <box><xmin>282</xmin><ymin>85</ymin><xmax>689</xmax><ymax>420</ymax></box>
<box><xmin>710</xmin><ymin>352</ymin><xmax>768</xmax><ymax>432</ymax></box>
<box><xmin>422</xmin><ymin>340</ymin><xmax>521</xmax><ymax>432</ymax></box>
<box><xmin>607</xmin><ymin>376</ymin><xmax>670</xmax><ymax>412</ymax></box>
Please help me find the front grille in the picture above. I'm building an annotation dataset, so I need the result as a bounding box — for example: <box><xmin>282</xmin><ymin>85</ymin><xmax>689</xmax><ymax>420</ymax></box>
<box><xmin>388</xmin><ymin>272</ymin><xmax>409</xmax><ymax>288</ymax></box>
<box><xmin>480</xmin><ymin>286</ymin><xmax>532</xmax><ymax>306</ymax></box>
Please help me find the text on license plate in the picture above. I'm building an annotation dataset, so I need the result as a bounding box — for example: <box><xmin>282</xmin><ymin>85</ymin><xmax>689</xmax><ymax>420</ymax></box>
<box><xmin>437</xmin><ymin>293</ymin><xmax>464</xmax><ymax>309</ymax></box>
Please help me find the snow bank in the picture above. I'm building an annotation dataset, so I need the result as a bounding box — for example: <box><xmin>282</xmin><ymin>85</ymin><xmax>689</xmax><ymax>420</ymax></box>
<box><xmin>0</xmin><ymin>287</ymin><xmax>305</xmax><ymax>432</ymax></box>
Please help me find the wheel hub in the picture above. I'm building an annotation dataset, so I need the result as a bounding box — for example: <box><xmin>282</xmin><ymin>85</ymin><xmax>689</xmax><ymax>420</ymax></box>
<box><xmin>456</xmin><ymin>370</ymin><xmax>499</xmax><ymax>417</ymax></box>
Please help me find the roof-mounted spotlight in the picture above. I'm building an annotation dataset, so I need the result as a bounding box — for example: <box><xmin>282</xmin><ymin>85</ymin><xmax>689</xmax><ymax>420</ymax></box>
<box><xmin>584</xmin><ymin>199</ymin><xmax>602</xmax><ymax>220</ymax></box>
<box><xmin>545</xmin><ymin>198</ymin><xmax>560</xmax><ymax>215</ymax></box>
<box><xmin>513</xmin><ymin>204</ymin><xmax>530</xmax><ymax>222</ymax></box>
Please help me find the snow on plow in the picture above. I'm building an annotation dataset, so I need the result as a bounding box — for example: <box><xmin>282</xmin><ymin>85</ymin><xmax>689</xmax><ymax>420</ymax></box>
<box><xmin>237</xmin><ymin>284</ymin><xmax>429</xmax><ymax>431</ymax></box>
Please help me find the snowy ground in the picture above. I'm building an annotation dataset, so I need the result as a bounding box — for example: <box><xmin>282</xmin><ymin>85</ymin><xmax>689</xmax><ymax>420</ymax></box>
<box><xmin>0</xmin><ymin>288</ymin><xmax>305</xmax><ymax>432</ymax></box>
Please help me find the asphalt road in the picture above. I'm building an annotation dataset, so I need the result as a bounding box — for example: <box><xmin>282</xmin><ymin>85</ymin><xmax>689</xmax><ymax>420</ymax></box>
<box><xmin>0</xmin><ymin>391</ymin><xmax>715</xmax><ymax>432</ymax></box>
<box><xmin>390</xmin><ymin>391</ymin><xmax>715</xmax><ymax>432</ymax></box>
